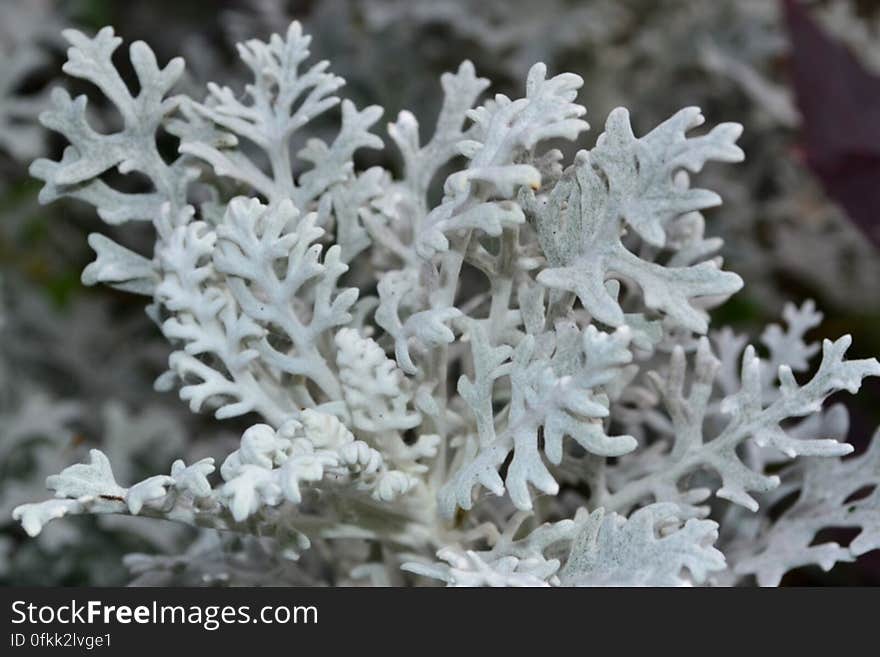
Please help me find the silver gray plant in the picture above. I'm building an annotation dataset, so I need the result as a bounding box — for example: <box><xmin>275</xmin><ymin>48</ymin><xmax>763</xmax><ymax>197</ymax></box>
<box><xmin>225</xmin><ymin>0</ymin><xmax>880</xmax><ymax>314</ymax></box>
<box><xmin>13</xmin><ymin>21</ymin><xmax>880</xmax><ymax>586</ymax></box>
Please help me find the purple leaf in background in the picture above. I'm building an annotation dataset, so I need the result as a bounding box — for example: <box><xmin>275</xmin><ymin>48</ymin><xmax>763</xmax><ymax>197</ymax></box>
<box><xmin>783</xmin><ymin>0</ymin><xmax>880</xmax><ymax>248</ymax></box>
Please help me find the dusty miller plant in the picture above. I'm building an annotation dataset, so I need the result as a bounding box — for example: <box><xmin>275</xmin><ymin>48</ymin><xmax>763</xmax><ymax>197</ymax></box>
<box><xmin>291</xmin><ymin>0</ymin><xmax>880</xmax><ymax>313</ymax></box>
<box><xmin>13</xmin><ymin>21</ymin><xmax>880</xmax><ymax>586</ymax></box>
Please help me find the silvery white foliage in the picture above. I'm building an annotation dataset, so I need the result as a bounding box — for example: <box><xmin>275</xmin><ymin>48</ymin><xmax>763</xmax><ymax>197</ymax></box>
<box><xmin>13</xmin><ymin>448</ymin><xmax>215</xmax><ymax>537</ymax></box>
<box><xmin>219</xmin><ymin>410</ymin><xmax>418</xmax><ymax>523</ymax></box>
<box><xmin>527</xmin><ymin>107</ymin><xmax>744</xmax><ymax>334</ymax></box>
<box><xmin>28</xmin><ymin>24</ymin><xmax>385</xmax><ymax>426</ymax></box>
<box><xmin>45</xmin><ymin>449</ymin><xmax>127</xmax><ymax>500</ymax></box>
<box><xmin>334</xmin><ymin>328</ymin><xmax>439</xmax><ymax>476</ymax></box>
<box><xmin>14</xmin><ymin>409</ymin><xmax>419</xmax><ymax>544</ymax></box>
<box><xmin>417</xmin><ymin>62</ymin><xmax>587</xmax><ymax>259</ymax></box>
<box><xmin>228</xmin><ymin>0</ymin><xmax>880</xmax><ymax>315</ymax></box>
<box><xmin>733</xmin><ymin>423</ymin><xmax>880</xmax><ymax>586</ymax></box>
<box><xmin>599</xmin><ymin>300</ymin><xmax>859</xmax><ymax>511</ymax></box>
<box><xmin>177</xmin><ymin>21</ymin><xmax>383</xmax><ymax>208</ymax></box>
<box><xmin>440</xmin><ymin>323</ymin><xmax>638</xmax><ymax>515</ymax></box>
<box><xmin>376</xmin><ymin>0</ymin><xmax>879</xmax><ymax>315</ymax></box>
<box><xmin>153</xmin><ymin>208</ymin><xmax>290</xmax><ymax>423</ymax></box>
<box><xmin>404</xmin><ymin>547</ymin><xmax>560</xmax><ymax>587</ymax></box>
<box><xmin>15</xmin><ymin>19</ymin><xmax>880</xmax><ymax>587</ymax></box>
<box><xmin>29</xmin><ymin>26</ymin><xmax>192</xmax><ymax>227</ymax></box>
<box><xmin>604</xmin><ymin>334</ymin><xmax>878</xmax><ymax>514</ymax></box>
<box><xmin>373</xmin><ymin>61</ymin><xmax>587</xmax><ymax>377</ymax></box>
<box><xmin>713</xmin><ymin>300</ymin><xmax>824</xmax><ymax>406</ymax></box>
<box><xmin>214</xmin><ymin>198</ymin><xmax>356</xmax><ymax>403</ymax></box>
<box><xmin>407</xmin><ymin>503</ymin><xmax>724</xmax><ymax>587</ymax></box>
<box><xmin>387</xmin><ymin>61</ymin><xmax>490</xmax><ymax>211</ymax></box>
<box><xmin>709</xmin><ymin>403</ymin><xmax>852</xmax><ymax>582</ymax></box>
<box><xmin>557</xmin><ymin>504</ymin><xmax>725</xmax><ymax>586</ymax></box>
<box><xmin>335</xmin><ymin>328</ymin><xmax>419</xmax><ymax>434</ymax></box>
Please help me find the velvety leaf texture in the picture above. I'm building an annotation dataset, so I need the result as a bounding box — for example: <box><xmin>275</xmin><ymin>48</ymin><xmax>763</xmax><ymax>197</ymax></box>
<box><xmin>11</xmin><ymin>17</ymin><xmax>880</xmax><ymax>588</ymax></box>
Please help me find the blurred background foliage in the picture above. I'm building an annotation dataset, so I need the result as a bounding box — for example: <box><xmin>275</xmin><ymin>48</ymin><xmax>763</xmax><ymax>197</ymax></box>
<box><xmin>1</xmin><ymin>0</ymin><xmax>878</xmax><ymax>585</ymax></box>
